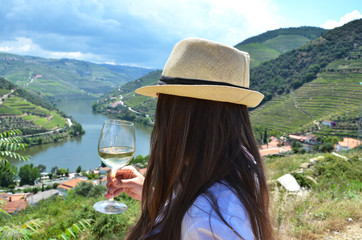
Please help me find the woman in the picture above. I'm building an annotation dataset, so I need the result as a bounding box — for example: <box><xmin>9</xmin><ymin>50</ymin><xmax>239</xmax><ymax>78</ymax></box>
<box><xmin>106</xmin><ymin>38</ymin><xmax>274</xmax><ymax>240</ymax></box>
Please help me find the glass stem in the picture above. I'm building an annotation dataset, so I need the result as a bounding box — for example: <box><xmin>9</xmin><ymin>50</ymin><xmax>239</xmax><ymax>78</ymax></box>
<box><xmin>109</xmin><ymin>170</ymin><xmax>117</xmax><ymax>201</ymax></box>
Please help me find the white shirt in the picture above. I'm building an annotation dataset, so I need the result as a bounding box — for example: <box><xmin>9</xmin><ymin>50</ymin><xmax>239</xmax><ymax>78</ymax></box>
<box><xmin>181</xmin><ymin>182</ymin><xmax>255</xmax><ymax>240</ymax></box>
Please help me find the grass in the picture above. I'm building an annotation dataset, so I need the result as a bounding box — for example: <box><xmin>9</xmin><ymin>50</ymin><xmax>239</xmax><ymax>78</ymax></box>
<box><xmin>264</xmin><ymin>35</ymin><xmax>311</xmax><ymax>53</ymax></box>
<box><xmin>236</xmin><ymin>43</ymin><xmax>280</xmax><ymax>68</ymax></box>
<box><xmin>266</xmin><ymin>150</ymin><xmax>362</xmax><ymax>239</ymax></box>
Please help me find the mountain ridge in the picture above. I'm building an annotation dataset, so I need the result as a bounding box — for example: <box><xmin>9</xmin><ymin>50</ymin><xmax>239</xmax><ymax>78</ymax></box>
<box><xmin>0</xmin><ymin>53</ymin><xmax>153</xmax><ymax>100</ymax></box>
<box><xmin>235</xmin><ymin>26</ymin><xmax>327</xmax><ymax>68</ymax></box>
<box><xmin>93</xmin><ymin>19</ymin><xmax>362</xmax><ymax>140</ymax></box>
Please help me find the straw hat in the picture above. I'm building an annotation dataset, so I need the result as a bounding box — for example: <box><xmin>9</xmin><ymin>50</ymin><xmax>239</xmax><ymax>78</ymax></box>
<box><xmin>136</xmin><ymin>38</ymin><xmax>264</xmax><ymax>107</ymax></box>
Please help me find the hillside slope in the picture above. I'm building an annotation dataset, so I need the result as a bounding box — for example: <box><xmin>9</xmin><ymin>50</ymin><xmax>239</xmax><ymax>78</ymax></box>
<box><xmin>0</xmin><ymin>77</ymin><xmax>84</xmax><ymax>144</ymax></box>
<box><xmin>0</xmin><ymin>53</ymin><xmax>153</xmax><ymax>100</ymax></box>
<box><xmin>93</xmin><ymin>20</ymin><xmax>361</xmax><ymax>138</ymax></box>
<box><xmin>250</xmin><ymin>57</ymin><xmax>361</xmax><ymax>137</ymax></box>
<box><xmin>234</xmin><ymin>27</ymin><xmax>327</xmax><ymax>68</ymax></box>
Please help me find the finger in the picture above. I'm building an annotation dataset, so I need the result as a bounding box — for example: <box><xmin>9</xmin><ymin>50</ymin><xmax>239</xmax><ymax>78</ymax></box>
<box><xmin>105</xmin><ymin>187</ymin><xmax>124</xmax><ymax>199</ymax></box>
<box><xmin>117</xmin><ymin>178</ymin><xmax>138</xmax><ymax>188</ymax></box>
<box><xmin>115</xmin><ymin>166</ymin><xmax>138</xmax><ymax>178</ymax></box>
<box><xmin>115</xmin><ymin>170</ymin><xmax>135</xmax><ymax>179</ymax></box>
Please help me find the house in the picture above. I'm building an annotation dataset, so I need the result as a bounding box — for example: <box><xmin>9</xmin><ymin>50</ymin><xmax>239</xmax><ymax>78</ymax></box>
<box><xmin>0</xmin><ymin>193</ymin><xmax>30</xmax><ymax>214</ymax></box>
<box><xmin>259</xmin><ymin>145</ymin><xmax>292</xmax><ymax>157</ymax></box>
<box><xmin>335</xmin><ymin>137</ymin><xmax>361</xmax><ymax>151</ymax></box>
<box><xmin>33</xmin><ymin>74</ymin><xmax>43</xmax><ymax>79</ymax></box>
<box><xmin>259</xmin><ymin>137</ymin><xmax>292</xmax><ymax>156</ymax></box>
<box><xmin>322</xmin><ymin>120</ymin><xmax>332</xmax><ymax>127</ymax></box>
<box><xmin>57</xmin><ymin>178</ymin><xmax>86</xmax><ymax>195</ymax></box>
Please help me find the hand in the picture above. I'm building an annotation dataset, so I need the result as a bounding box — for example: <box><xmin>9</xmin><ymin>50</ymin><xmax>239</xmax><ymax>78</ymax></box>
<box><xmin>105</xmin><ymin>165</ymin><xmax>145</xmax><ymax>201</ymax></box>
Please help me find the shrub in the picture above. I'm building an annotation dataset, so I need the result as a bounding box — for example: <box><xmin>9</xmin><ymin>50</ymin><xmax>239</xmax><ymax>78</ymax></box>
<box><xmin>318</xmin><ymin>143</ymin><xmax>334</xmax><ymax>152</ymax></box>
<box><xmin>74</xmin><ymin>181</ymin><xmax>93</xmax><ymax>197</ymax></box>
<box><xmin>88</xmin><ymin>184</ymin><xmax>107</xmax><ymax>198</ymax></box>
<box><xmin>313</xmin><ymin>154</ymin><xmax>361</xmax><ymax>198</ymax></box>
<box><xmin>291</xmin><ymin>172</ymin><xmax>315</xmax><ymax>188</ymax></box>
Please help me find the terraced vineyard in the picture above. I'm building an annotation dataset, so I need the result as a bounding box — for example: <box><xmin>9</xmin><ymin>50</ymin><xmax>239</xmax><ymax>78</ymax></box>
<box><xmin>0</xmin><ymin>96</ymin><xmax>67</xmax><ymax>132</ymax></box>
<box><xmin>0</xmin><ymin>77</ymin><xmax>85</xmax><ymax>146</ymax></box>
<box><xmin>250</xmin><ymin>57</ymin><xmax>362</xmax><ymax>138</ymax></box>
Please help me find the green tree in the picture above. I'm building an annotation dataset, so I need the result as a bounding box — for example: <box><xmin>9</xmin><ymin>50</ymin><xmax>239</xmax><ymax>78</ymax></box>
<box><xmin>73</xmin><ymin>181</ymin><xmax>106</xmax><ymax>198</ymax></box>
<box><xmin>0</xmin><ymin>165</ymin><xmax>17</xmax><ymax>188</ymax></box>
<box><xmin>88</xmin><ymin>184</ymin><xmax>107</xmax><ymax>198</ymax></box>
<box><xmin>319</xmin><ymin>143</ymin><xmax>334</xmax><ymax>153</ymax></box>
<box><xmin>56</xmin><ymin>168</ymin><xmax>68</xmax><ymax>177</ymax></box>
<box><xmin>76</xmin><ymin>165</ymin><xmax>82</xmax><ymax>174</ymax></box>
<box><xmin>51</xmin><ymin>166</ymin><xmax>58</xmax><ymax>174</ymax></box>
<box><xmin>324</xmin><ymin>136</ymin><xmax>339</xmax><ymax>145</ymax></box>
<box><xmin>73</xmin><ymin>181</ymin><xmax>93</xmax><ymax>197</ymax></box>
<box><xmin>37</xmin><ymin>164</ymin><xmax>46</xmax><ymax>173</ymax></box>
<box><xmin>69</xmin><ymin>123</ymin><xmax>85</xmax><ymax>137</ymax></box>
<box><xmin>48</xmin><ymin>172</ymin><xmax>54</xmax><ymax>180</ymax></box>
<box><xmin>19</xmin><ymin>163</ymin><xmax>41</xmax><ymax>186</ymax></box>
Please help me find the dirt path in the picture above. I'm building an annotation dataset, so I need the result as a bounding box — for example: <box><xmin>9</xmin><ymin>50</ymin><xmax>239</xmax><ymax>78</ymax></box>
<box><xmin>0</xmin><ymin>89</ymin><xmax>15</xmax><ymax>105</ymax></box>
<box><xmin>290</xmin><ymin>91</ymin><xmax>316</xmax><ymax>121</ymax></box>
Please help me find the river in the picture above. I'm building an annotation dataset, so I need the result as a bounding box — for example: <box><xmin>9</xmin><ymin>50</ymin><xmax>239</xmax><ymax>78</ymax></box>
<box><xmin>11</xmin><ymin>99</ymin><xmax>153</xmax><ymax>172</ymax></box>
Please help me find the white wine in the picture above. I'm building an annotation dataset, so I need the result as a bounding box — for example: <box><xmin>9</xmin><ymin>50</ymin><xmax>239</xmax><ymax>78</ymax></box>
<box><xmin>98</xmin><ymin>146</ymin><xmax>135</xmax><ymax>170</ymax></box>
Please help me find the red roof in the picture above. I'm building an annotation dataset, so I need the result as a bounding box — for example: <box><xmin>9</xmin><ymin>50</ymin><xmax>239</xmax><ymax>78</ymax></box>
<box><xmin>58</xmin><ymin>178</ymin><xmax>85</xmax><ymax>190</ymax></box>
<box><xmin>337</xmin><ymin>138</ymin><xmax>361</xmax><ymax>149</ymax></box>
<box><xmin>0</xmin><ymin>193</ymin><xmax>29</xmax><ymax>214</ymax></box>
<box><xmin>259</xmin><ymin>145</ymin><xmax>292</xmax><ymax>156</ymax></box>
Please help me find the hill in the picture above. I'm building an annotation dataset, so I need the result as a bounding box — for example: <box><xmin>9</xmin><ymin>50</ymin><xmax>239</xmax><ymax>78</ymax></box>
<box><xmin>91</xmin><ymin>27</ymin><xmax>326</xmax><ymax>124</ymax></box>
<box><xmin>249</xmin><ymin>19</ymin><xmax>361</xmax><ymax>138</ymax></box>
<box><xmin>0</xmin><ymin>53</ymin><xmax>153</xmax><ymax>100</ymax></box>
<box><xmin>93</xmin><ymin>20</ymin><xmax>361</xmax><ymax>139</ymax></box>
<box><xmin>92</xmin><ymin>70</ymin><xmax>161</xmax><ymax>125</ymax></box>
<box><xmin>234</xmin><ymin>27</ymin><xmax>327</xmax><ymax>68</ymax></box>
<box><xmin>0</xmin><ymin>77</ymin><xmax>84</xmax><ymax>145</ymax></box>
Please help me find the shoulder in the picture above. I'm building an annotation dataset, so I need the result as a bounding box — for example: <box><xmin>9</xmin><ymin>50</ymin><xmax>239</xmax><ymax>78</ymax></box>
<box><xmin>181</xmin><ymin>182</ymin><xmax>254</xmax><ymax>240</ymax></box>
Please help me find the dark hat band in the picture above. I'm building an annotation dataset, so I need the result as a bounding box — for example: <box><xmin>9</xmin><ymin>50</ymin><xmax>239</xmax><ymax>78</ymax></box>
<box><xmin>158</xmin><ymin>75</ymin><xmax>249</xmax><ymax>90</ymax></box>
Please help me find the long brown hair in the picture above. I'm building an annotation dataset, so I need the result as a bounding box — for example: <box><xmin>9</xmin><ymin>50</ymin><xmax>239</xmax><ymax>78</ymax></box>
<box><xmin>127</xmin><ymin>94</ymin><xmax>273</xmax><ymax>239</ymax></box>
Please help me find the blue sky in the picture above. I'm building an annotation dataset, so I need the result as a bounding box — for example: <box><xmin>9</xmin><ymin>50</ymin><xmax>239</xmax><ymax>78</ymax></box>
<box><xmin>0</xmin><ymin>0</ymin><xmax>360</xmax><ymax>68</ymax></box>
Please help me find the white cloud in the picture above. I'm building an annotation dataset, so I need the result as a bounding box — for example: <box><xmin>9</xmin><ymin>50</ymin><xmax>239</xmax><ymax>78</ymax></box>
<box><xmin>321</xmin><ymin>10</ymin><xmax>362</xmax><ymax>29</ymax></box>
<box><xmin>122</xmin><ymin>0</ymin><xmax>281</xmax><ymax>45</ymax></box>
<box><xmin>0</xmin><ymin>37</ymin><xmax>104</xmax><ymax>62</ymax></box>
<box><xmin>0</xmin><ymin>37</ymin><xmax>37</xmax><ymax>53</ymax></box>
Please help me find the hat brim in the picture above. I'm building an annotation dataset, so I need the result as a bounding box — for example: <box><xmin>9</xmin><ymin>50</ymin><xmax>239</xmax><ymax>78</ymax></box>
<box><xmin>135</xmin><ymin>85</ymin><xmax>264</xmax><ymax>108</ymax></box>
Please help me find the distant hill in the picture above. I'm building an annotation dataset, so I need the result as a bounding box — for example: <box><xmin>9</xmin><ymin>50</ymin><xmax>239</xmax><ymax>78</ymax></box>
<box><xmin>0</xmin><ymin>53</ymin><xmax>153</xmax><ymax>100</ymax></box>
<box><xmin>92</xmin><ymin>70</ymin><xmax>161</xmax><ymax>125</ymax></box>
<box><xmin>92</xmin><ymin>27</ymin><xmax>327</xmax><ymax>123</ymax></box>
<box><xmin>235</xmin><ymin>27</ymin><xmax>327</xmax><ymax>68</ymax></box>
<box><xmin>0</xmin><ymin>77</ymin><xmax>84</xmax><ymax>145</ymax></box>
<box><xmin>93</xmin><ymin>20</ymin><xmax>361</xmax><ymax>139</ymax></box>
<box><xmin>249</xmin><ymin>19</ymin><xmax>361</xmax><ymax>138</ymax></box>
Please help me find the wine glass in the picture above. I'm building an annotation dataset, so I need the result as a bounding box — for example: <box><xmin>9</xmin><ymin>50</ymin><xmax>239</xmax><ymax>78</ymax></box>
<box><xmin>93</xmin><ymin>119</ymin><xmax>136</xmax><ymax>214</ymax></box>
